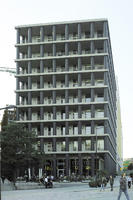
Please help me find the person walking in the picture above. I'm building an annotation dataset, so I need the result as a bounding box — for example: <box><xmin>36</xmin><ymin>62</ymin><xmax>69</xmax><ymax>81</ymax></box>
<box><xmin>109</xmin><ymin>175</ymin><xmax>114</xmax><ymax>191</ymax></box>
<box><xmin>100</xmin><ymin>176</ymin><xmax>105</xmax><ymax>191</ymax></box>
<box><xmin>127</xmin><ymin>176</ymin><xmax>132</xmax><ymax>189</ymax></box>
<box><xmin>117</xmin><ymin>173</ymin><xmax>130</xmax><ymax>200</ymax></box>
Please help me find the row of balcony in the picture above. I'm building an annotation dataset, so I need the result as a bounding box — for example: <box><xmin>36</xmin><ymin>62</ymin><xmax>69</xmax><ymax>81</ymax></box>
<box><xmin>20</xmin><ymin>32</ymin><xmax>104</xmax><ymax>44</ymax></box>
<box><xmin>39</xmin><ymin>139</ymin><xmax>104</xmax><ymax>152</ymax></box>
<box><xmin>33</xmin><ymin>125</ymin><xmax>104</xmax><ymax>136</ymax></box>
<box><xmin>19</xmin><ymin>80</ymin><xmax>104</xmax><ymax>91</ymax></box>
<box><xmin>20</xmin><ymin>111</ymin><xmax>104</xmax><ymax>121</ymax></box>
<box><xmin>20</xmin><ymin>96</ymin><xmax>104</xmax><ymax>105</ymax></box>
<box><xmin>19</xmin><ymin>49</ymin><xmax>104</xmax><ymax>60</ymax></box>
<box><xmin>19</xmin><ymin>64</ymin><xmax>104</xmax><ymax>75</ymax></box>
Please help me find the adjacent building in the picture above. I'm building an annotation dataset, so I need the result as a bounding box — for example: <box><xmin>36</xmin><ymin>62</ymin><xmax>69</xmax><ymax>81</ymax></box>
<box><xmin>15</xmin><ymin>19</ymin><xmax>117</xmax><ymax>178</ymax></box>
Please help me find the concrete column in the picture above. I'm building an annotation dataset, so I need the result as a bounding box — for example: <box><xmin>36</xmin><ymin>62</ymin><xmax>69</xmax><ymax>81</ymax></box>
<box><xmin>78</xmin><ymin>121</ymin><xmax>82</xmax><ymax>135</ymax></box>
<box><xmin>104</xmin><ymin>88</ymin><xmax>108</xmax><ymax>101</ymax></box>
<box><xmin>65</xmin><ymin>106</ymin><xmax>69</xmax><ymax>119</ymax></box>
<box><xmin>65</xmin><ymin>59</ymin><xmax>69</xmax><ymax>71</ymax></box>
<box><xmin>90</xmin><ymin>41</ymin><xmax>94</xmax><ymax>54</ymax></box>
<box><xmin>78</xmin><ymin>89</ymin><xmax>82</xmax><ymax>102</ymax></box>
<box><xmin>65</xmin><ymin>43</ymin><xmax>68</xmax><ymax>55</ymax></box>
<box><xmin>91</xmin><ymin>105</ymin><xmax>95</xmax><ymax>118</ymax></box>
<box><xmin>53</xmin><ymin>155</ymin><xmax>57</xmax><ymax>178</ymax></box>
<box><xmin>16</xmin><ymin>47</ymin><xmax>19</xmax><ymax>59</ymax></box>
<box><xmin>91</xmin><ymin>56</ymin><xmax>94</xmax><ymax>69</ymax></box>
<box><xmin>40</xmin><ymin>45</ymin><xmax>44</xmax><ymax>57</ymax></box>
<box><xmin>66</xmin><ymin>154</ymin><xmax>69</xmax><ymax>176</ymax></box>
<box><xmin>104</xmin><ymin>120</ymin><xmax>109</xmax><ymax>134</ymax></box>
<box><xmin>104</xmin><ymin>104</ymin><xmax>108</xmax><ymax>117</ymax></box>
<box><xmin>104</xmin><ymin>55</ymin><xmax>108</xmax><ymax>69</ymax></box>
<box><xmin>40</xmin><ymin>26</ymin><xmax>44</xmax><ymax>42</ymax></box>
<box><xmin>28</xmin><ymin>107</ymin><xmax>31</xmax><ymax>120</ymax></box>
<box><xmin>103</xmin><ymin>21</ymin><xmax>108</xmax><ymax>37</ymax></box>
<box><xmin>16</xmin><ymin>93</ymin><xmax>19</xmax><ymax>105</ymax></box>
<box><xmin>65</xmin><ymin>74</ymin><xmax>69</xmax><ymax>87</ymax></box>
<box><xmin>78</xmin><ymin>74</ymin><xmax>82</xmax><ymax>86</ymax></box>
<box><xmin>53</xmin><ymin>59</ymin><xmax>56</xmax><ymax>72</ymax></box>
<box><xmin>28</xmin><ymin>46</ymin><xmax>31</xmax><ymax>58</ymax></box>
<box><xmin>40</xmin><ymin>107</ymin><xmax>44</xmax><ymax>120</ymax></box>
<box><xmin>78</xmin><ymin>105</ymin><xmax>82</xmax><ymax>118</ymax></box>
<box><xmin>78</xmin><ymin>42</ymin><xmax>81</xmax><ymax>54</ymax></box>
<box><xmin>104</xmin><ymin>40</ymin><xmax>108</xmax><ymax>53</ymax></box>
<box><xmin>52</xmin><ymin>75</ymin><xmax>56</xmax><ymax>88</ymax></box>
<box><xmin>16</xmin><ymin>63</ymin><xmax>20</xmax><ymax>75</ymax></box>
<box><xmin>78</xmin><ymin>58</ymin><xmax>82</xmax><ymax>70</ymax></box>
<box><xmin>16</xmin><ymin>107</ymin><xmax>19</xmax><ymax>120</ymax></box>
<box><xmin>65</xmin><ymin>24</ymin><xmax>69</xmax><ymax>40</ymax></box>
<box><xmin>65</xmin><ymin>121</ymin><xmax>69</xmax><ymax>135</ymax></box>
<box><xmin>40</xmin><ymin>91</ymin><xmax>44</xmax><ymax>104</ymax></box>
<box><xmin>104</xmin><ymin>71</ymin><xmax>108</xmax><ymax>85</ymax></box>
<box><xmin>52</xmin><ymin>91</ymin><xmax>56</xmax><ymax>104</ymax></box>
<box><xmin>91</xmin><ymin>72</ymin><xmax>94</xmax><ymax>86</ymax></box>
<box><xmin>16</xmin><ymin>29</ymin><xmax>20</xmax><ymax>44</ymax></box>
<box><xmin>28</xmin><ymin>61</ymin><xmax>32</xmax><ymax>74</ymax></box>
<box><xmin>90</xmin><ymin>22</ymin><xmax>94</xmax><ymax>38</ymax></box>
<box><xmin>52</xmin><ymin>25</ymin><xmax>56</xmax><ymax>41</ymax></box>
<box><xmin>53</xmin><ymin>138</ymin><xmax>56</xmax><ymax>151</ymax></box>
<box><xmin>53</xmin><ymin>122</ymin><xmax>56</xmax><ymax>136</ymax></box>
<box><xmin>40</xmin><ymin>76</ymin><xmax>43</xmax><ymax>88</ymax></box>
<box><xmin>78</xmin><ymin>137</ymin><xmax>81</xmax><ymax>151</ymax></box>
<box><xmin>40</xmin><ymin>60</ymin><xmax>44</xmax><ymax>73</ymax></box>
<box><xmin>28</xmin><ymin>92</ymin><xmax>31</xmax><ymax>105</ymax></box>
<box><xmin>53</xmin><ymin>43</ymin><xmax>56</xmax><ymax>56</ymax></box>
<box><xmin>91</xmin><ymin>121</ymin><xmax>95</xmax><ymax>134</ymax></box>
<box><xmin>28</xmin><ymin>27</ymin><xmax>32</xmax><ymax>43</ymax></box>
<box><xmin>53</xmin><ymin>107</ymin><xmax>56</xmax><ymax>120</ymax></box>
<box><xmin>65</xmin><ymin>137</ymin><xmax>69</xmax><ymax>151</ymax></box>
<box><xmin>91</xmin><ymin>154</ymin><xmax>95</xmax><ymax>176</ymax></box>
<box><xmin>65</xmin><ymin>90</ymin><xmax>69</xmax><ymax>103</ymax></box>
<box><xmin>78</xmin><ymin>23</ymin><xmax>81</xmax><ymax>39</ymax></box>
<box><xmin>16</xmin><ymin>78</ymin><xmax>20</xmax><ymax>90</ymax></box>
<box><xmin>91</xmin><ymin>88</ymin><xmax>94</xmax><ymax>102</ymax></box>
<box><xmin>28</xmin><ymin>77</ymin><xmax>31</xmax><ymax>89</ymax></box>
<box><xmin>78</xmin><ymin>154</ymin><xmax>83</xmax><ymax>175</ymax></box>
<box><xmin>40</xmin><ymin>123</ymin><xmax>44</xmax><ymax>136</ymax></box>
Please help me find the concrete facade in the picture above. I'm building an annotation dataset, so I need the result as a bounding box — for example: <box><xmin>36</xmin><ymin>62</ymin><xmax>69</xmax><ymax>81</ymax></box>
<box><xmin>15</xmin><ymin>19</ymin><xmax>117</xmax><ymax>178</ymax></box>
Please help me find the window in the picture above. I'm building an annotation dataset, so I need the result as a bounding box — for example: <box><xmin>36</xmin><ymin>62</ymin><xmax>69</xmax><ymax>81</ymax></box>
<box><xmin>61</xmin><ymin>141</ymin><xmax>66</xmax><ymax>151</ymax></box>
<box><xmin>97</xmin><ymin>139</ymin><xmax>104</xmax><ymax>150</ymax></box>
<box><xmin>85</xmin><ymin>140</ymin><xmax>91</xmax><ymax>150</ymax></box>
<box><xmin>85</xmin><ymin>126</ymin><xmax>91</xmax><ymax>135</ymax></box>
<box><xmin>95</xmin><ymin>125</ymin><xmax>104</xmax><ymax>134</ymax></box>
<box><xmin>73</xmin><ymin>141</ymin><xmax>78</xmax><ymax>151</ymax></box>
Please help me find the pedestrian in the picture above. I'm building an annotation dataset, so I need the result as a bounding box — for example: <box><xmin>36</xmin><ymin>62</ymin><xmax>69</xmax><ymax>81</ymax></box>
<box><xmin>127</xmin><ymin>176</ymin><xmax>132</xmax><ymax>189</ymax></box>
<box><xmin>100</xmin><ymin>176</ymin><xmax>105</xmax><ymax>191</ymax></box>
<box><xmin>117</xmin><ymin>173</ymin><xmax>130</xmax><ymax>200</ymax></box>
<box><xmin>109</xmin><ymin>175</ymin><xmax>114</xmax><ymax>191</ymax></box>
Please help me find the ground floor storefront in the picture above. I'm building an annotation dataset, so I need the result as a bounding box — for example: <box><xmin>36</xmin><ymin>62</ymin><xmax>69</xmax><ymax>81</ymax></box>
<box><xmin>16</xmin><ymin>152</ymin><xmax>116</xmax><ymax>180</ymax></box>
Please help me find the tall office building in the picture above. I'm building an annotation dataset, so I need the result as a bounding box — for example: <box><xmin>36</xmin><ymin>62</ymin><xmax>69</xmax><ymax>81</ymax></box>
<box><xmin>15</xmin><ymin>19</ymin><xmax>117</xmax><ymax>178</ymax></box>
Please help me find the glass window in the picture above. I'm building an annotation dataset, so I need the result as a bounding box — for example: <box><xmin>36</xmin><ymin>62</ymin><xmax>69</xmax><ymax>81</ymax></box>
<box><xmin>97</xmin><ymin>139</ymin><xmax>104</xmax><ymax>150</ymax></box>
<box><xmin>85</xmin><ymin>140</ymin><xmax>91</xmax><ymax>150</ymax></box>
<box><xmin>85</xmin><ymin>126</ymin><xmax>91</xmax><ymax>134</ymax></box>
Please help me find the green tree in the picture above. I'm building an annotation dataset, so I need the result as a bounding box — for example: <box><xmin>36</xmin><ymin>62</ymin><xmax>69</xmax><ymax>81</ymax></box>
<box><xmin>1</xmin><ymin>123</ymin><xmax>38</xmax><ymax>183</ymax></box>
<box><xmin>1</xmin><ymin>109</ymin><xmax>8</xmax><ymax>130</ymax></box>
<box><xmin>128</xmin><ymin>163</ymin><xmax>133</xmax><ymax>170</ymax></box>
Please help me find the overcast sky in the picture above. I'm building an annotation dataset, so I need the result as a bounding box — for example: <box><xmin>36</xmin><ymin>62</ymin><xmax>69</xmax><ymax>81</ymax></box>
<box><xmin>0</xmin><ymin>0</ymin><xmax>133</xmax><ymax>159</ymax></box>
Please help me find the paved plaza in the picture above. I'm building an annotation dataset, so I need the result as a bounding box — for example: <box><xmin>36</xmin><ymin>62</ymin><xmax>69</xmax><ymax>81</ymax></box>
<box><xmin>1</xmin><ymin>180</ymin><xmax>133</xmax><ymax>200</ymax></box>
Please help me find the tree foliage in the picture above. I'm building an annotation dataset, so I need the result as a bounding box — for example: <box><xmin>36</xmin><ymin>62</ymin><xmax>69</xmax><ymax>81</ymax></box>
<box><xmin>1</xmin><ymin>109</ymin><xmax>8</xmax><ymax>130</ymax></box>
<box><xmin>128</xmin><ymin>163</ymin><xmax>133</xmax><ymax>170</ymax></box>
<box><xmin>1</xmin><ymin>123</ymin><xmax>38</xmax><ymax>182</ymax></box>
